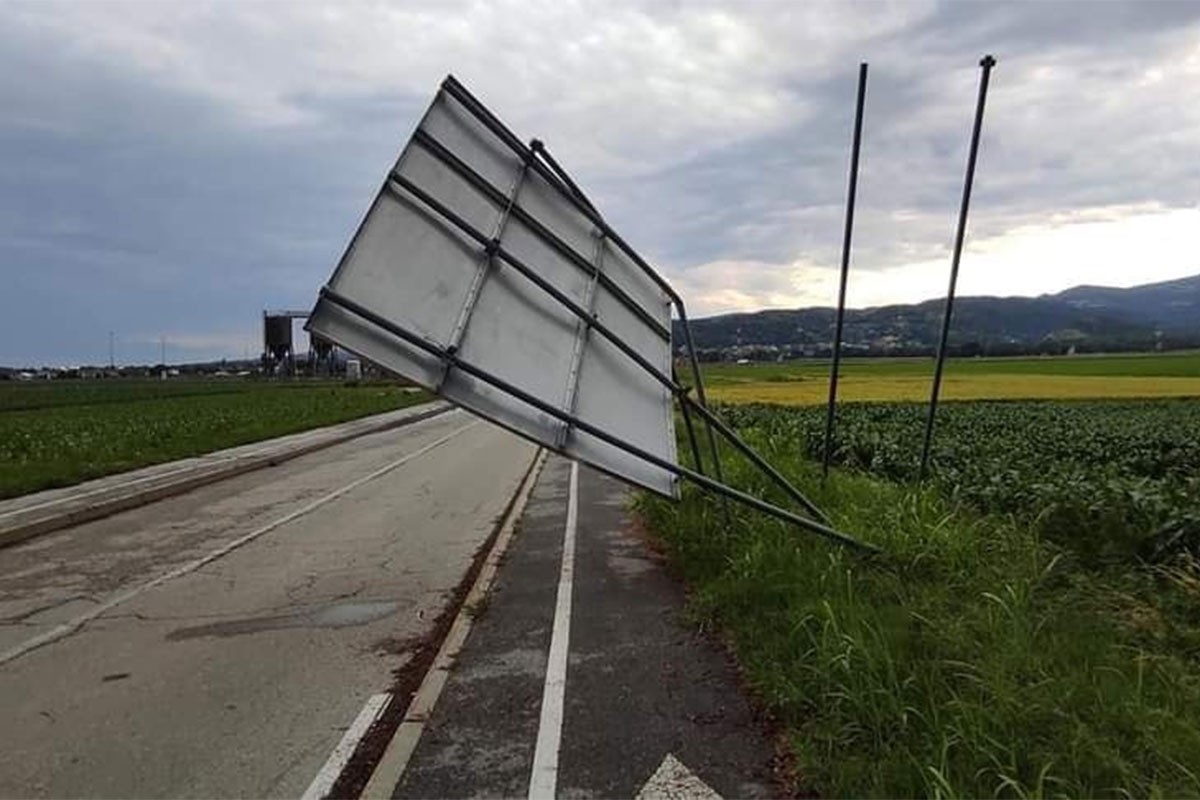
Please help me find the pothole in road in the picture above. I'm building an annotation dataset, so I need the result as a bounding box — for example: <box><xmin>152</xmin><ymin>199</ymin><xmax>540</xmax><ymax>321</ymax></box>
<box><xmin>165</xmin><ymin>601</ymin><xmax>399</xmax><ymax>640</ymax></box>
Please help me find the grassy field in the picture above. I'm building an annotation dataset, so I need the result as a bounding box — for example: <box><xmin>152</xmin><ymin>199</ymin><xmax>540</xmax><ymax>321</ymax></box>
<box><xmin>0</xmin><ymin>379</ymin><xmax>261</xmax><ymax>412</ymax></box>
<box><xmin>0</xmin><ymin>379</ymin><xmax>430</xmax><ymax>499</ymax></box>
<box><xmin>640</xmin><ymin>397</ymin><xmax>1200</xmax><ymax>797</ymax></box>
<box><xmin>696</xmin><ymin>350</ymin><xmax>1200</xmax><ymax>404</ymax></box>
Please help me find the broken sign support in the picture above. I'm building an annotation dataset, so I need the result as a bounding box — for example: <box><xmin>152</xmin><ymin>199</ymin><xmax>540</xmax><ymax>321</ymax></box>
<box><xmin>674</xmin><ymin>363</ymin><xmax>705</xmax><ymax>474</ymax></box>
<box><xmin>387</xmin><ymin>169</ymin><xmax>830</xmax><ymax>524</ymax></box>
<box><xmin>673</xmin><ymin>300</ymin><xmax>727</xmax><ymax>494</ymax></box>
<box><xmin>315</xmin><ymin>74</ymin><xmax>872</xmax><ymax>550</ymax></box>
<box><xmin>319</xmin><ymin>287</ymin><xmax>876</xmax><ymax>552</ymax></box>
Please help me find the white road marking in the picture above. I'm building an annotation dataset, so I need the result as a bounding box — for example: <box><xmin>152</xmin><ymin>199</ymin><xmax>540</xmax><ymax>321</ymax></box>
<box><xmin>636</xmin><ymin>754</ymin><xmax>723</xmax><ymax>800</ymax></box>
<box><xmin>0</xmin><ymin>420</ymin><xmax>478</xmax><ymax>667</ymax></box>
<box><xmin>301</xmin><ymin>693</ymin><xmax>392</xmax><ymax>800</ymax></box>
<box><xmin>527</xmin><ymin>460</ymin><xmax>579</xmax><ymax>800</ymax></box>
<box><xmin>360</xmin><ymin>448</ymin><xmax>547</xmax><ymax>800</ymax></box>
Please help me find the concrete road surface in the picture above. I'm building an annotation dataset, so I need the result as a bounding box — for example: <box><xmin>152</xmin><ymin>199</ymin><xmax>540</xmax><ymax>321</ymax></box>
<box><xmin>0</xmin><ymin>408</ymin><xmax>535</xmax><ymax>799</ymax></box>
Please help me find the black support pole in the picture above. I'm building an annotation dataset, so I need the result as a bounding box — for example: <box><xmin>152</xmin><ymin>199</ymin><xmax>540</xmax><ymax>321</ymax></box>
<box><xmin>684</xmin><ymin>394</ymin><xmax>831</xmax><ymax>526</ymax></box>
<box><xmin>920</xmin><ymin>54</ymin><xmax>997</xmax><ymax>480</ymax></box>
<box><xmin>675</xmin><ymin>301</ymin><xmax>726</xmax><ymax>489</ymax></box>
<box><xmin>822</xmin><ymin>62</ymin><xmax>868</xmax><ymax>477</ymax></box>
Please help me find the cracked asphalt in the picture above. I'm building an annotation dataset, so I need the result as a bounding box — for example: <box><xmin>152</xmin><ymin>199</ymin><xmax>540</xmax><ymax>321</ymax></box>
<box><xmin>0</xmin><ymin>408</ymin><xmax>535</xmax><ymax>798</ymax></box>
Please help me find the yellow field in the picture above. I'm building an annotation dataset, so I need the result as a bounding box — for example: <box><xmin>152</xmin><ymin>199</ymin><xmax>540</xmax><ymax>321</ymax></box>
<box><xmin>707</xmin><ymin>374</ymin><xmax>1200</xmax><ymax>405</ymax></box>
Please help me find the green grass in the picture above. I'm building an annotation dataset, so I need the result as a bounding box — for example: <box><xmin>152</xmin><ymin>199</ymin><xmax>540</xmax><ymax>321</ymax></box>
<box><xmin>0</xmin><ymin>378</ymin><xmax>260</xmax><ymax>412</ymax></box>
<box><xmin>639</xmin><ymin>403</ymin><xmax>1200</xmax><ymax>797</ymax></box>
<box><xmin>696</xmin><ymin>349</ymin><xmax>1200</xmax><ymax>385</ymax></box>
<box><xmin>0</xmin><ymin>379</ymin><xmax>430</xmax><ymax>499</ymax></box>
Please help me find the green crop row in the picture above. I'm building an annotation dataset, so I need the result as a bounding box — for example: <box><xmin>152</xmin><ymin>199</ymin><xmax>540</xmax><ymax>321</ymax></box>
<box><xmin>719</xmin><ymin>399</ymin><xmax>1200</xmax><ymax>565</ymax></box>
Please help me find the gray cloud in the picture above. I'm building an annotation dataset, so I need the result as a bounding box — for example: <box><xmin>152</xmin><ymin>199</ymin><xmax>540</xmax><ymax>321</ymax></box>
<box><xmin>604</xmin><ymin>2</ymin><xmax>1200</xmax><ymax>271</ymax></box>
<box><xmin>2</xmin><ymin>0</ymin><xmax>1199</xmax><ymax>363</ymax></box>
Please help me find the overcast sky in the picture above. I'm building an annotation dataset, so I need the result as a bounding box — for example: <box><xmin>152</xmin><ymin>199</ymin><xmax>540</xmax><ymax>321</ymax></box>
<box><xmin>2</xmin><ymin>1</ymin><xmax>1199</xmax><ymax>365</ymax></box>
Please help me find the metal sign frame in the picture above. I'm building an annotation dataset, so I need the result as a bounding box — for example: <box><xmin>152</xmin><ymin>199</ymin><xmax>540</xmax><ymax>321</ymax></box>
<box><xmin>310</xmin><ymin>75</ymin><xmax>876</xmax><ymax>552</ymax></box>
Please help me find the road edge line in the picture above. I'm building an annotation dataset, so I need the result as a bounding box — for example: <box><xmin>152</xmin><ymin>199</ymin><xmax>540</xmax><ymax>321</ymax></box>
<box><xmin>357</xmin><ymin>447</ymin><xmax>549</xmax><ymax>800</ymax></box>
<box><xmin>528</xmin><ymin>459</ymin><xmax>579</xmax><ymax>800</ymax></box>
<box><xmin>302</xmin><ymin>693</ymin><xmax>393</xmax><ymax>800</ymax></box>
<box><xmin>0</xmin><ymin>402</ymin><xmax>452</xmax><ymax>550</ymax></box>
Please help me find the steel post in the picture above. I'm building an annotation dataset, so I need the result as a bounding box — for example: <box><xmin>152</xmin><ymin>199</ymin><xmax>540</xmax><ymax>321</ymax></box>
<box><xmin>920</xmin><ymin>54</ymin><xmax>997</xmax><ymax>480</ymax></box>
<box><xmin>822</xmin><ymin>62</ymin><xmax>868</xmax><ymax>477</ymax></box>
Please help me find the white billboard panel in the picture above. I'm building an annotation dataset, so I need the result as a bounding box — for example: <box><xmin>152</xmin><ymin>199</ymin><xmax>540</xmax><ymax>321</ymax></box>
<box><xmin>308</xmin><ymin>78</ymin><xmax>678</xmax><ymax>497</ymax></box>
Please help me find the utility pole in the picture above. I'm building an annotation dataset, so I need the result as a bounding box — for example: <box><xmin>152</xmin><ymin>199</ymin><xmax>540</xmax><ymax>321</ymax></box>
<box><xmin>109</xmin><ymin>331</ymin><xmax>115</xmax><ymax>369</ymax></box>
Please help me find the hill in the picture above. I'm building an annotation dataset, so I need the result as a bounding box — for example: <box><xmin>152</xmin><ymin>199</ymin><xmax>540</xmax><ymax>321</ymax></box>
<box><xmin>675</xmin><ymin>273</ymin><xmax>1200</xmax><ymax>359</ymax></box>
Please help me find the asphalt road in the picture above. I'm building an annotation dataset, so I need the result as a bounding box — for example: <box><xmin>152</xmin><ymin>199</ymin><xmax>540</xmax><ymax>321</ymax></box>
<box><xmin>0</xmin><ymin>408</ymin><xmax>536</xmax><ymax>799</ymax></box>
<box><xmin>390</xmin><ymin>458</ymin><xmax>776</xmax><ymax>799</ymax></box>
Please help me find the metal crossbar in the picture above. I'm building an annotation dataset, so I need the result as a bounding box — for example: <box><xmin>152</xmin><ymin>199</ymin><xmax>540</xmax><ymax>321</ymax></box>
<box><xmin>440</xmin><ymin>77</ymin><xmax>728</xmax><ymax>492</ymax></box>
<box><xmin>383</xmin><ymin>174</ymin><xmax>679</xmax><ymax>393</ymax></box>
<box><xmin>409</xmin><ymin>129</ymin><xmax>670</xmax><ymax>342</ymax></box>
<box><xmin>441</xmin><ymin>76</ymin><xmax>679</xmax><ymax>304</ymax></box>
<box><xmin>361</xmin><ymin>167</ymin><xmax>839</xmax><ymax>535</ymax></box>
<box><xmin>435</xmin><ymin>135</ymin><xmax>532</xmax><ymax>391</ymax></box>
<box><xmin>557</xmin><ymin>231</ymin><xmax>605</xmax><ymax>449</ymax></box>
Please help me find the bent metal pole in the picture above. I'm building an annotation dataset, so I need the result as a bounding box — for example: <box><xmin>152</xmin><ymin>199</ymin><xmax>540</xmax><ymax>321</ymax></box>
<box><xmin>919</xmin><ymin>54</ymin><xmax>997</xmax><ymax>480</ymax></box>
<box><xmin>822</xmin><ymin>62</ymin><xmax>868</xmax><ymax>477</ymax></box>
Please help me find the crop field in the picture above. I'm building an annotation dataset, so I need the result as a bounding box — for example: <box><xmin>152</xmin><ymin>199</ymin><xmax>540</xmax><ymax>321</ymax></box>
<box><xmin>696</xmin><ymin>350</ymin><xmax>1200</xmax><ymax>404</ymax></box>
<box><xmin>0</xmin><ymin>379</ymin><xmax>430</xmax><ymax>499</ymax></box>
<box><xmin>728</xmin><ymin>399</ymin><xmax>1200</xmax><ymax>561</ymax></box>
<box><xmin>640</xmin><ymin>395</ymin><xmax>1200</xmax><ymax>796</ymax></box>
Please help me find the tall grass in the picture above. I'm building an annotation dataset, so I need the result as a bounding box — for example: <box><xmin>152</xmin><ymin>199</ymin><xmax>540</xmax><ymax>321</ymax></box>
<box><xmin>638</xmin><ymin>426</ymin><xmax>1200</xmax><ymax>797</ymax></box>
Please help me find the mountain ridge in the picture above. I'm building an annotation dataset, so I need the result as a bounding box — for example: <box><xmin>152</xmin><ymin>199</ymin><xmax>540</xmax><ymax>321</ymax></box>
<box><xmin>675</xmin><ymin>273</ymin><xmax>1200</xmax><ymax>358</ymax></box>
